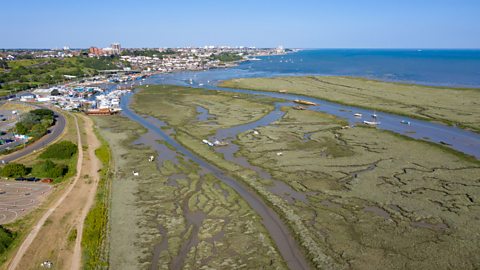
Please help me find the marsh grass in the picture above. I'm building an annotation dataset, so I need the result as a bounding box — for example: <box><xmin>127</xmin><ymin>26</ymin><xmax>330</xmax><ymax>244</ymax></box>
<box><xmin>220</xmin><ymin>76</ymin><xmax>480</xmax><ymax>133</ymax></box>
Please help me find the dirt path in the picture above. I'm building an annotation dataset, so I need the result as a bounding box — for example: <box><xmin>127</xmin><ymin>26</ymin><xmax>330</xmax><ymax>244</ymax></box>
<box><xmin>7</xmin><ymin>114</ymin><xmax>101</xmax><ymax>270</ymax></box>
<box><xmin>70</xmin><ymin>115</ymin><xmax>101</xmax><ymax>270</ymax></box>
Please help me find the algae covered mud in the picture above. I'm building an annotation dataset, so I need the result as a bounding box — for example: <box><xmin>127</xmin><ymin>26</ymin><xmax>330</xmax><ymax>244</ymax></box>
<box><xmin>121</xmin><ymin>85</ymin><xmax>480</xmax><ymax>269</ymax></box>
<box><xmin>95</xmin><ymin>91</ymin><xmax>312</xmax><ymax>270</ymax></box>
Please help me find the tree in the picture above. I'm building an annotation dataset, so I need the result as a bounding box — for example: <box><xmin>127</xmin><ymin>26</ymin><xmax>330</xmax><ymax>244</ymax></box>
<box><xmin>50</xmin><ymin>89</ymin><xmax>61</xmax><ymax>96</ymax></box>
<box><xmin>1</xmin><ymin>163</ymin><xmax>27</xmax><ymax>178</ymax></box>
<box><xmin>30</xmin><ymin>109</ymin><xmax>54</xmax><ymax>118</ymax></box>
<box><xmin>15</xmin><ymin>122</ymin><xmax>28</xmax><ymax>135</ymax></box>
<box><xmin>30</xmin><ymin>123</ymin><xmax>47</xmax><ymax>138</ymax></box>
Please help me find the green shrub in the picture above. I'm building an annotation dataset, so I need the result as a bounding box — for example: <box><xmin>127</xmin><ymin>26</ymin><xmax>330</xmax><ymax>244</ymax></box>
<box><xmin>0</xmin><ymin>163</ymin><xmax>27</xmax><ymax>177</ymax></box>
<box><xmin>40</xmin><ymin>141</ymin><xmax>77</xmax><ymax>159</ymax></box>
<box><xmin>0</xmin><ymin>226</ymin><xmax>15</xmax><ymax>254</ymax></box>
<box><xmin>14</xmin><ymin>108</ymin><xmax>54</xmax><ymax>138</ymax></box>
<box><xmin>30</xmin><ymin>109</ymin><xmax>54</xmax><ymax>118</ymax></box>
<box><xmin>32</xmin><ymin>160</ymin><xmax>68</xmax><ymax>178</ymax></box>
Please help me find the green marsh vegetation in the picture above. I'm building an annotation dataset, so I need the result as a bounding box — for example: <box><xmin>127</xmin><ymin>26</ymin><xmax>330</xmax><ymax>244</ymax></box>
<box><xmin>132</xmin><ymin>85</ymin><xmax>480</xmax><ymax>269</ymax></box>
<box><xmin>94</xmin><ymin>115</ymin><xmax>287</xmax><ymax>269</ymax></box>
<box><xmin>220</xmin><ymin>76</ymin><xmax>480</xmax><ymax>132</ymax></box>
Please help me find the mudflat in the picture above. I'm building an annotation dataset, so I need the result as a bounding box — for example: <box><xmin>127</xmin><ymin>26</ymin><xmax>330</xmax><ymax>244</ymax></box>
<box><xmin>132</xmin><ymin>85</ymin><xmax>480</xmax><ymax>269</ymax></box>
<box><xmin>95</xmin><ymin>114</ymin><xmax>288</xmax><ymax>270</ymax></box>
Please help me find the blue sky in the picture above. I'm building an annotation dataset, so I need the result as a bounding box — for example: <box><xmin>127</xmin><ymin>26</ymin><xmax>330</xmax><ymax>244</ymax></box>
<box><xmin>1</xmin><ymin>0</ymin><xmax>479</xmax><ymax>48</ymax></box>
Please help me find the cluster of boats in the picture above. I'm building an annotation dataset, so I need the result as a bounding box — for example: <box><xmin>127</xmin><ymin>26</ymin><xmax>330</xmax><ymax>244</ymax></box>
<box><xmin>353</xmin><ymin>112</ymin><xmax>411</xmax><ymax>126</ymax></box>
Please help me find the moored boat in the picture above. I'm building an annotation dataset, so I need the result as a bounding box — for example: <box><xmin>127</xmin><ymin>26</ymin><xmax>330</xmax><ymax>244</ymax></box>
<box><xmin>363</xmin><ymin>120</ymin><xmax>380</xmax><ymax>126</ymax></box>
<box><xmin>293</xmin><ymin>99</ymin><xmax>317</xmax><ymax>106</ymax></box>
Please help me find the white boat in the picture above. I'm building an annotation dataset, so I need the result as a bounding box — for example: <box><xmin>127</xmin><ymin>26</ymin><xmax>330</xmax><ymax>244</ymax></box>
<box><xmin>354</xmin><ymin>113</ymin><xmax>362</xmax><ymax>117</ymax></box>
<box><xmin>363</xmin><ymin>120</ymin><xmax>380</xmax><ymax>126</ymax></box>
<box><xmin>371</xmin><ymin>111</ymin><xmax>378</xmax><ymax>118</ymax></box>
<box><xmin>202</xmin><ymin>139</ymin><xmax>214</xmax><ymax>147</ymax></box>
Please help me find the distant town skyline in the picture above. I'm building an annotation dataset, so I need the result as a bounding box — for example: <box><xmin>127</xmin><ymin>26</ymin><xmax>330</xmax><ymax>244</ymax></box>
<box><xmin>1</xmin><ymin>0</ymin><xmax>479</xmax><ymax>49</ymax></box>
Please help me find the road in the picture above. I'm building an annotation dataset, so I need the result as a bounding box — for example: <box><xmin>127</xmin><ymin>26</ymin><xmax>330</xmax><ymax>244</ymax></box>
<box><xmin>7</xmin><ymin>114</ymin><xmax>82</xmax><ymax>270</ymax></box>
<box><xmin>0</xmin><ymin>108</ymin><xmax>66</xmax><ymax>163</ymax></box>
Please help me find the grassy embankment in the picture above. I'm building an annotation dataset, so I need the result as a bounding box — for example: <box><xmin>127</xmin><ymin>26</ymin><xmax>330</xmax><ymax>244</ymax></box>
<box><xmin>132</xmin><ymin>85</ymin><xmax>480</xmax><ymax>269</ymax></box>
<box><xmin>81</xmin><ymin>126</ymin><xmax>112</xmax><ymax>270</ymax></box>
<box><xmin>0</xmin><ymin>112</ymin><xmax>79</xmax><ymax>268</ymax></box>
<box><xmin>220</xmin><ymin>76</ymin><xmax>480</xmax><ymax>132</ymax></box>
<box><xmin>94</xmin><ymin>114</ymin><xmax>288</xmax><ymax>270</ymax></box>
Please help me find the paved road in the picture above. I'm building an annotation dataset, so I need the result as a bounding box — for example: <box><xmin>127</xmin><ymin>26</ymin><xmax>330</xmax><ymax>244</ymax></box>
<box><xmin>0</xmin><ymin>108</ymin><xmax>66</xmax><ymax>163</ymax></box>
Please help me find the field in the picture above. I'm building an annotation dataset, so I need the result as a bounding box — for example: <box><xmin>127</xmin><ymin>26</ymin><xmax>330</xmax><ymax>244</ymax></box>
<box><xmin>94</xmin><ymin>115</ymin><xmax>287</xmax><ymax>270</ymax></box>
<box><xmin>131</xmin><ymin>85</ymin><xmax>480</xmax><ymax>269</ymax></box>
<box><xmin>219</xmin><ymin>76</ymin><xmax>480</xmax><ymax>132</ymax></box>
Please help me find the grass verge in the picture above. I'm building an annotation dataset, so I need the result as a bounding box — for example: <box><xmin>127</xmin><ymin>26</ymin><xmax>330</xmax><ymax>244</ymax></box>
<box><xmin>81</xmin><ymin>127</ymin><xmax>112</xmax><ymax>270</ymax></box>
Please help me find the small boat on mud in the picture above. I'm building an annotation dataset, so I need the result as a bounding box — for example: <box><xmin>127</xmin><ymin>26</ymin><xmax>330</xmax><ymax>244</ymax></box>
<box><xmin>293</xmin><ymin>105</ymin><xmax>306</xmax><ymax>110</ymax></box>
<box><xmin>293</xmin><ymin>99</ymin><xmax>317</xmax><ymax>106</ymax></box>
<box><xmin>213</xmin><ymin>140</ymin><xmax>229</xmax><ymax>146</ymax></box>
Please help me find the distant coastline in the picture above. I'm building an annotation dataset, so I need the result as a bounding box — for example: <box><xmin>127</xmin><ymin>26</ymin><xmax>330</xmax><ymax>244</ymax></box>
<box><xmin>236</xmin><ymin>49</ymin><xmax>480</xmax><ymax>88</ymax></box>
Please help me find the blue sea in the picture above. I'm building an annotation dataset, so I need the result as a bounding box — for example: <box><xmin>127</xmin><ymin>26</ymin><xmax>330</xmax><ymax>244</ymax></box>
<box><xmin>236</xmin><ymin>49</ymin><xmax>480</xmax><ymax>88</ymax></box>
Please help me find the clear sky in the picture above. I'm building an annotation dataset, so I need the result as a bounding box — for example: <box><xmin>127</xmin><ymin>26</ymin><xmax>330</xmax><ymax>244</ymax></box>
<box><xmin>1</xmin><ymin>0</ymin><xmax>479</xmax><ymax>49</ymax></box>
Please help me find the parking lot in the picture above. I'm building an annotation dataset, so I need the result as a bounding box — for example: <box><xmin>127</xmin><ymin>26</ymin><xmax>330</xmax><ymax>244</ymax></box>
<box><xmin>0</xmin><ymin>181</ymin><xmax>52</xmax><ymax>224</ymax></box>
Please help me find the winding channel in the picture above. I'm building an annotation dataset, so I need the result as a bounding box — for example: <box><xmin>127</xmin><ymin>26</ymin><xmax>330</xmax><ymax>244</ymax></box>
<box><xmin>144</xmin><ymin>71</ymin><xmax>480</xmax><ymax>159</ymax></box>
<box><xmin>120</xmin><ymin>94</ymin><xmax>311</xmax><ymax>270</ymax></box>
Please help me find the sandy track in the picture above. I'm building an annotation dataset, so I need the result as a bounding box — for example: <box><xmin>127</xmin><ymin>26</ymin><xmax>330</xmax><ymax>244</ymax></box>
<box><xmin>7</xmin><ymin>114</ymin><xmax>83</xmax><ymax>270</ymax></box>
<box><xmin>70</xmin><ymin>115</ymin><xmax>101</xmax><ymax>270</ymax></box>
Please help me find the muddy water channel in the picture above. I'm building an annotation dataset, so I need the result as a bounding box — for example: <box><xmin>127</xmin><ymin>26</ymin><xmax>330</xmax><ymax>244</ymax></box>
<box><xmin>206</xmin><ymin>101</ymin><xmax>311</xmax><ymax>203</ymax></box>
<box><xmin>120</xmin><ymin>93</ymin><xmax>310</xmax><ymax>270</ymax></box>
<box><xmin>145</xmin><ymin>71</ymin><xmax>480</xmax><ymax>159</ymax></box>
